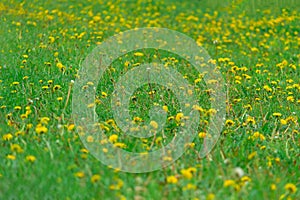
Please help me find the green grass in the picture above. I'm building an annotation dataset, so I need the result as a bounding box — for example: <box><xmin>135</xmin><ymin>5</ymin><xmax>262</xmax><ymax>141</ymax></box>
<box><xmin>0</xmin><ymin>0</ymin><xmax>299</xmax><ymax>199</ymax></box>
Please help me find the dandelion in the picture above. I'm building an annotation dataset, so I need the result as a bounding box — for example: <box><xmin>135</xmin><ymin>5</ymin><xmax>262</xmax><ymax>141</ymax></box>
<box><xmin>270</xmin><ymin>184</ymin><xmax>277</xmax><ymax>190</ymax></box>
<box><xmin>10</xmin><ymin>144</ymin><xmax>23</xmax><ymax>153</ymax></box>
<box><xmin>40</xmin><ymin>117</ymin><xmax>50</xmax><ymax>125</ymax></box>
<box><xmin>224</xmin><ymin>179</ymin><xmax>235</xmax><ymax>187</ymax></box>
<box><xmin>225</xmin><ymin>119</ymin><xmax>235</xmax><ymax>126</ymax></box>
<box><xmin>280</xmin><ymin>119</ymin><xmax>287</xmax><ymax>125</ymax></box>
<box><xmin>91</xmin><ymin>174</ymin><xmax>101</xmax><ymax>183</ymax></box>
<box><xmin>124</xmin><ymin>61</ymin><xmax>130</xmax><ymax>67</ymax></box>
<box><xmin>248</xmin><ymin>151</ymin><xmax>257</xmax><ymax>160</ymax></box>
<box><xmin>53</xmin><ymin>85</ymin><xmax>61</xmax><ymax>91</ymax></box>
<box><xmin>35</xmin><ymin>124</ymin><xmax>48</xmax><ymax>134</ymax></box>
<box><xmin>198</xmin><ymin>132</ymin><xmax>206</xmax><ymax>138</ymax></box>
<box><xmin>2</xmin><ymin>133</ymin><xmax>13</xmax><ymax>141</ymax></box>
<box><xmin>286</xmin><ymin>96</ymin><xmax>294</xmax><ymax>102</ymax></box>
<box><xmin>109</xmin><ymin>179</ymin><xmax>124</xmax><ymax>190</ymax></box>
<box><xmin>48</xmin><ymin>80</ymin><xmax>53</xmax><ymax>85</ymax></box>
<box><xmin>252</xmin><ymin>132</ymin><xmax>265</xmax><ymax>141</ymax></box>
<box><xmin>183</xmin><ymin>183</ymin><xmax>196</xmax><ymax>190</ymax></box>
<box><xmin>175</xmin><ymin>112</ymin><xmax>184</xmax><ymax>122</ymax></box>
<box><xmin>166</xmin><ymin>175</ymin><xmax>178</xmax><ymax>184</ymax></box>
<box><xmin>206</xmin><ymin>193</ymin><xmax>215</xmax><ymax>200</ymax></box>
<box><xmin>134</xmin><ymin>52</ymin><xmax>144</xmax><ymax>57</ymax></box>
<box><xmin>284</xmin><ymin>183</ymin><xmax>297</xmax><ymax>193</ymax></box>
<box><xmin>162</xmin><ymin>105</ymin><xmax>168</xmax><ymax>112</ymax></box>
<box><xmin>273</xmin><ymin>112</ymin><xmax>282</xmax><ymax>117</ymax></box>
<box><xmin>80</xmin><ymin>148</ymin><xmax>89</xmax><ymax>153</ymax></box>
<box><xmin>150</xmin><ymin>120</ymin><xmax>158</xmax><ymax>129</ymax></box>
<box><xmin>114</xmin><ymin>142</ymin><xmax>126</xmax><ymax>148</ymax></box>
<box><xmin>57</xmin><ymin>97</ymin><xmax>63</xmax><ymax>101</ymax></box>
<box><xmin>14</xmin><ymin>106</ymin><xmax>21</xmax><ymax>110</ymax></box>
<box><xmin>133</xmin><ymin>117</ymin><xmax>142</xmax><ymax>122</ymax></box>
<box><xmin>74</xmin><ymin>171</ymin><xmax>85</xmax><ymax>178</ymax></box>
<box><xmin>26</xmin><ymin>155</ymin><xmax>36</xmax><ymax>163</ymax></box>
<box><xmin>20</xmin><ymin>113</ymin><xmax>28</xmax><ymax>119</ymax></box>
<box><xmin>109</xmin><ymin>134</ymin><xmax>118</xmax><ymax>143</ymax></box>
<box><xmin>54</xmin><ymin>52</ymin><xmax>59</xmax><ymax>57</ymax></box>
<box><xmin>67</xmin><ymin>124</ymin><xmax>75</xmax><ymax>131</ymax></box>
<box><xmin>180</xmin><ymin>167</ymin><xmax>196</xmax><ymax>179</ymax></box>
<box><xmin>241</xmin><ymin>176</ymin><xmax>251</xmax><ymax>182</ymax></box>
<box><xmin>7</xmin><ymin>154</ymin><xmax>16</xmax><ymax>160</ymax></box>
<box><xmin>86</xmin><ymin>136</ymin><xmax>94</xmax><ymax>143</ymax></box>
<box><xmin>263</xmin><ymin>85</ymin><xmax>272</xmax><ymax>92</ymax></box>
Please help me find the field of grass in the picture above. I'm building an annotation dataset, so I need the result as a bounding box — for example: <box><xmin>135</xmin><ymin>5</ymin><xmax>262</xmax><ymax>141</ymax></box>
<box><xmin>0</xmin><ymin>0</ymin><xmax>299</xmax><ymax>199</ymax></box>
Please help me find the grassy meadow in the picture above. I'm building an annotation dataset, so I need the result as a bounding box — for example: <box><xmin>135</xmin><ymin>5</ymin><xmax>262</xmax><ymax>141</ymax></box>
<box><xmin>0</xmin><ymin>0</ymin><xmax>299</xmax><ymax>199</ymax></box>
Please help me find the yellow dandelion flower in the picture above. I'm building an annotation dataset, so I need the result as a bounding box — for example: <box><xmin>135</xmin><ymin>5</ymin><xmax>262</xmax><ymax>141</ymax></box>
<box><xmin>162</xmin><ymin>105</ymin><xmax>168</xmax><ymax>112</ymax></box>
<box><xmin>91</xmin><ymin>174</ymin><xmax>101</xmax><ymax>183</ymax></box>
<box><xmin>109</xmin><ymin>179</ymin><xmax>124</xmax><ymax>190</ymax></box>
<box><xmin>284</xmin><ymin>183</ymin><xmax>297</xmax><ymax>193</ymax></box>
<box><xmin>263</xmin><ymin>85</ymin><xmax>272</xmax><ymax>92</ymax></box>
<box><xmin>20</xmin><ymin>113</ymin><xmax>28</xmax><ymax>119</ymax></box>
<box><xmin>101</xmin><ymin>91</ymin><xmax>108</xmax><ymax>98</ymax></box>
<box><xmin>7</xmin><ymin>154</ymin><xmax>16</xmax><ymax>160</ymax></box>
<box><xmin>248</xmin><ymin>151</ymin><xmax>257</xmax><ymax>160</ymax></box>
<box><xmin>56</xmin><ymin>62</ymin><xmax>63</xmax><ymax>69</ymax></box>
<box><xmin>26</xmin><ymin>155</ymin><xmax>36</xmax><ymax>163</ymax></box>
<box><xmin>14</xmin><ymin>106</ymin><xmax>21</xmax><ymax>110</ymax></box>
<box><xmin>150</xmin><ymin>120</ymin><xmax>158</xmax><ymax>129</ymax></box>
<box><xmin>40</xmin><ymin>117</ymin><xmax>50</xmax><ymax>125</ymax></box>
<box><xmin>175</xmin><ymin>112</ymin><xmax>184</xmax><ymax>122</ymax></box>
<box><xmin>53</xmin><ymin>85</ymin><xmax>61</xmax><ymax>91</ymax></box>
<box><xmin>273</xmin><ymin>112</ymin><xmax>282</xmax><ymax>117</ymax></box>
<box><xmin>114</xmin><ymin>142</ymin><xmax>126</xmax><ymax>148</ymax></box>
<box><xmin>225</xmin><ymin>119</ymin><xmax>235</xmax><ymax>126</ymax></box>
<box><xmin>133</xmin><ymin>117</ymin><xmax>142</xmax><ymax>122</ymax></box>
<box><xmin>67</xmin><ymin>124</ymin><xmax>75</xmax><ymax>131</ymax></box>
<box><xmin>35</xmin><ymin>124</ymin><xmax>48</xmax><ymax>134</ymax></box>
<box><xmin>198</xmin><ymin>132</ymin><xmax>206</xmax><ymax>138</ymax></box>
<box><xmin>134</xmin><ymin>52</ymin><xmax>144</xmax><ymax>57</ymax></box>
<box><xmin>280</xmin><ymin>119</ymin><xmax>287</xmax><ymax>125</ymax></box>
<box><xmin>54</xmin><ymin>52</ymin><xmax>59</xmax><ymax>57</ymax></box>
<box><xmin>192</xmin><ymin>105</ymin><xmax>204</xmax><ymax>112</ymax></box>
<box><xmin>74</xmin><ymin>172</ymin><xmax>85</xmax><ymax>178</ymax></box>
<box><xmin>270</xmin><ymin>184</ymin><xmax>276</xmax><ymax>190</ymax></box>
<box><xmin>2</xmin><ymin>133</ymin><xmax>13</xmax><ymax>141</ymax></box>
<box><xmin>183</xmin><ymin>183</ymin><xmax>196</xmax><ymax>190</ymax></box>
<box><xmin>80</xmin><ymin>148</ymin><xmax>89</xmax><ymax>153</ymax></box>
<box><xmin>10</xmin><ymin>144</ymin><xmax>24</xmax><ymax>153</ymax></box>
<box><xmin>206</xmin><ymin>193</ymin><xmax>215</xmax><ymax>200</ymax></box>
<box><xmin>87</xmin><ymin>103</ymin><xmax>95</xmax><ymax>108</ymax></box>
<box><xmin>241</xmin><ymin>176</ymin><xmax>251</xmax><ymax>182</ymax></box>
<box><xmin>224</xmin><ymin>179</ymin><xmax>235</xmax><ymax>187</ymax></box>
<box><xmin>109</xmin><ymin>134</ymin><xmax>118</xmax><ymax>143</ymax></box>
<box><xmin>166</xmin><ymin>175</ymin><xmax>178</xmax><ymax>184</ymax></box>
<box><xmin>124</xmin><ymin>61</ymin><xmax>130</xmax><ymax>67</ymax></box>
<box><xmin>86</xmin><ymin>136</ymin><xmax>94</xmax><ymax>143</ymax></box>
<box><xmin>181</xmin><ymin>167</ymin><xmax>196</xmax><ymax>179</ymax></box>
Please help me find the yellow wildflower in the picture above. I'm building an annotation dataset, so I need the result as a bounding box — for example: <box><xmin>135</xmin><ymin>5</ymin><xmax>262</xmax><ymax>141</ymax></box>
<box><xmin>284</xmin><ymin>183</ymin><xmax>297</xmax><ymax>193</ymax></box>
<box><xmin>166</xmin><ymin>175</ymin><xmax>178</xmax><ymax>184</ymax></box>
<box><xmin>26</xmin><ymin>155</ymin><xmax>36</xmax><ymax>163</ymax></box>
<box><xmin>35</xmin><ymin>124</ymin><xmax>48</xmax><ymax>134</ymax></box>
<box><xmin>91</xmin><ymin>174</ymin><xmax>101</xmax><ymax>183</ymax></box>
<box><xmin>74</xmin><ymin>172</ymin><xmax>85</xmax><ymax>178</ymax></box>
